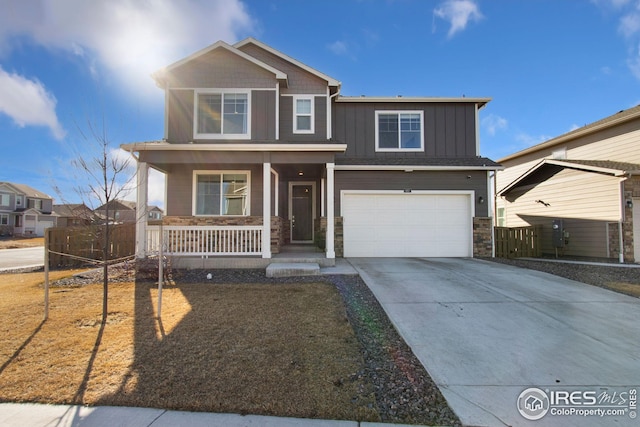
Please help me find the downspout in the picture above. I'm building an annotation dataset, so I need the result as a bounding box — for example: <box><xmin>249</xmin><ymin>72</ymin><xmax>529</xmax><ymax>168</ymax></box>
<box><xmin>328</xmin><ymin>86</ymin><xmax>341</xmax><ymax>140</ymax></box>
<box><xmin>618</xmin><ymin>179</ymin><xmax>625</xmax><ymax>263</ymax></box>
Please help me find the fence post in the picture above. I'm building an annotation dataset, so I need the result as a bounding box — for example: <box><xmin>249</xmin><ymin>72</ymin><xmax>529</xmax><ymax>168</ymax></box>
<box><xmin>44</xmin><ymin>228</ymin><xmax>50</xmax><ymax>321</ymax></box>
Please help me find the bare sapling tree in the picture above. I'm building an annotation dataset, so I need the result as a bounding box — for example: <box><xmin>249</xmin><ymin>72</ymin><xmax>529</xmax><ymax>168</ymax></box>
<box><xmin>72</xmin><ymin>119</ymin><xmax>134</xmax><ymax>324</ymax></box>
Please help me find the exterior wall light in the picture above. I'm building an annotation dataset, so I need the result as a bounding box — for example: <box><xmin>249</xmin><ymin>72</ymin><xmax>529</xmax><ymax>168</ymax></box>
<box><xmin>626</xmin><ymin>199</ymin><xmax>633</xmax><ymax>209</ymax></box>
<box><xmin>478</xmin><ymin>196</ymin><xmax>484</xmax><ymax>204</ymax></box>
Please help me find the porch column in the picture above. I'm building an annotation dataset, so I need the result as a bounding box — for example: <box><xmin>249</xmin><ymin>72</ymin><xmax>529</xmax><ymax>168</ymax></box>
<box><xmin>135</xmin><ymin>161</ymin><xmax>148</xmax><ymax>259</ymax></box>
<box><xmin>326</xmin><ymin>162</ymin><xmax>335</xmax><ymax>259</ymax></box>
<box><xmin>262</xmin><ymin>160</ymin><xmax>272</xmax><ymax>258</ymax></box>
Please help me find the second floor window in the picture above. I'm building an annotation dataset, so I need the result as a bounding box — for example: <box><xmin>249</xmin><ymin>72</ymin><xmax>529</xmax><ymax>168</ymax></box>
<box><xmin>375</xmin><ymin>111</ymin><xmax>424</xmax><ymax>151</ymax></box>
<box><xmin>195</xmin><ymin>91</ymin><xmax>249</xmax><ymax>139</ymax></box>
<box><xmin>0</xmin><ymin>194</ymin><xmax>9</xmax><ymax>206</ymax></box>
<box><xmin>294</xmin><ymin>96</ymin><xmax>314</xmax><ymax>133</ymax></box>
<box><xmin>27</xmin><ymin>199</ymin><xmax>43</xmax><ymax>210</ymax></box>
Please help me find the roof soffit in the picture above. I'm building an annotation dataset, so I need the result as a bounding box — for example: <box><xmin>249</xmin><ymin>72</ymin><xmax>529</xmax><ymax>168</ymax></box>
<box><xmin>498</xmin><ymin>158</ymin><xmax>640</xmax><ymax>196</ymax></box>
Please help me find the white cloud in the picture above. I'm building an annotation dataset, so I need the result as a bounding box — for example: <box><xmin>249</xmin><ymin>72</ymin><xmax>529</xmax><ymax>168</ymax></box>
<box><xmin>515</xmin><ymin>132</ymin><xmax>552</xmax><ymax>148</ymax></box>
<box><xmin>0</xmin><ymin>0</ymin><xmax>255</xmax><ymax>100</ymax></box>
<box><xmin>328</xmin><ymin>40</ymin><xmax>349</xmax><ymax>56</ymax></box>
<box><xmin>0</xmin><ymin>66</ymin><xmax>65</xmax><ymax>139</ymax></box>
<box><xmin>433</xmin><ymin>0</ymin><xmax>483</xmax><ymax>38</ymax></box>
<box><xmin>619</xmin><ymin>10</ymin><xmax>640</xmax><ymax>37</ymax></box>
<box><xmin>482</xmin><ymin>114</ymin><xmax>508</xmax><ymax>136</ymax></box>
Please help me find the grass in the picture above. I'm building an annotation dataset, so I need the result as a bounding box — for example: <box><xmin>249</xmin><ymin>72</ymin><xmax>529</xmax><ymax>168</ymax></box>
<box><xmin>0</xmin><ymin>271</ymin><xmax>380</xmax><ymax>422</ymax></box>
<box><xmin>0</xmin><ymin>237</ymin><xmax>44</xmax><ymax>249</ymax></box>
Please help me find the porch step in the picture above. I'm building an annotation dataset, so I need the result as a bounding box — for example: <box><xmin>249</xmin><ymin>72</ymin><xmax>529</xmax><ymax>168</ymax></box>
<box><xmin>266</xmin><ymin>262</ymin><xmax>320</xmax><ymax>278</ymax></box>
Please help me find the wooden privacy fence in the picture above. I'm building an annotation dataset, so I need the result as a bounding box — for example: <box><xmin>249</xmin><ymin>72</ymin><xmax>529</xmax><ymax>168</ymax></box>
<box><xmin>46</xmin><ymin>223</ymin><xmax>136</xmax><ymax>268</ymax></box>
<box><xmin>494</xmin><ymin>225</ymin><xmax>542</xmax><ymax>259</ymax></box>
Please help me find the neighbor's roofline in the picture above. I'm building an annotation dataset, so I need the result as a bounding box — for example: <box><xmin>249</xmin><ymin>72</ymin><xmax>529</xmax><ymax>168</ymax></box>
<box><xmin>336</xmin><ymin>96</ymin><xmax>491</xmax><ymax>108</ymax></box>
<box><xmin>152</xmin><ymin>40</ymin><xmax>288</xmax><ymax>87</ymax></box>
<box><xmin>234</xmin><ymin>37</ymin><xmax>341</xmax><ymax>87</ymax></box>
<box><xmin>498</xmin><ymin>106</ymin><xmax>640</xmax><ymax>163</ymax></box>
<box><xmin>497</xmin><ymin>158</ymin><xmax>640</xmax><ymax>196</ymax></box>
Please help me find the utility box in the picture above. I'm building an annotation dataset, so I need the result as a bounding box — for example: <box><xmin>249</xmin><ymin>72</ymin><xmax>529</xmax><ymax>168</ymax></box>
<box><xmin>552</xmin><ymin>219</ymin><xmax>565</xmax><ymax>248</ymax></box>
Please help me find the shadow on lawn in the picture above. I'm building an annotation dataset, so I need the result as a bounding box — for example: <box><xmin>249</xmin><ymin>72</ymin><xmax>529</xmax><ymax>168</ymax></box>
<box><xmin>95</xmin><ymin>277</ymin><xmax>378</xmax><ymax>421</ymax></box>
<box><xmin>0</xmin><ymin>320</ymin><xmax>45</xmax><ymax>376</ymax></box>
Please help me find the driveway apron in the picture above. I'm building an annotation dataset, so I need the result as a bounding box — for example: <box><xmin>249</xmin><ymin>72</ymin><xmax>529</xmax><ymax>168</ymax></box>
<box><xmin>349</xmin><ymin>258</ymin><xmax>640</xmax><ymax>427</ymax></box>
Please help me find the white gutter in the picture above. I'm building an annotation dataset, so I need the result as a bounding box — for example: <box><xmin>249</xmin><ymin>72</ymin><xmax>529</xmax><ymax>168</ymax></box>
<box><xmin>121</xmin><ymin>142</ymin><xmax>347</xmax><ymax>153</ymax></box>
<box><xmin>335</xmin><ymin>165</ymin><xmax>504</xmax><ymax>171</ymax></box>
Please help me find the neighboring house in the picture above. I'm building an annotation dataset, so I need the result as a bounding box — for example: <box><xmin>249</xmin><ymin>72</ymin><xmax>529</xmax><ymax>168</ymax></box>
<box><xmin>52</xmin><ymin>203</ymin><xmax>95</xmax><ymax>227</ymax></box>
<box><xmin>495</xmin><ymin>105</ymin><xmax>640</xmax><ymax>263</ymax></box>
<box><xmin>122</xmin><ymin>38</ymin><xmax>501</xmax><ymax>265</ymax></box>
<box><xmin>94</xmin><ymin>200</ymin><xmax>137</xmax><ymax>223</ymax></box>
<box><xmin>94</xmin><ymin>200</ymin><xmax>163</xmax><ymax>224</ymax></box>
<box><xmin>148</xmin><ymin>206</ymin><xmax>164</xmax><ymax>221</ymax></box>
<box><xmin>0</xmin><ymin>182</ymin><xmax>57</xmax><ymax>236</ymax></box>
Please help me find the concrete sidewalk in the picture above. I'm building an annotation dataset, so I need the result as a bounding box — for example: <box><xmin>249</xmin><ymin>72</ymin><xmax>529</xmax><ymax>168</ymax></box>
<box><xmin>0</xmin><ymin>403</ymin><xmax>427</xmax><ymax>427</ymax></box>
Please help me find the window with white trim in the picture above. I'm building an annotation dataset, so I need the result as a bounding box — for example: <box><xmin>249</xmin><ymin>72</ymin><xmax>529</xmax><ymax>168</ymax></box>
<box><xmin>194</xmin><ymin>91</ymin><xmax>250</xmax><ymax>139</ymax></box>
<box><xmin>0</xmin><ymin>214</ymin><xmax>8</xmax><ymax>225</ymax></box>
<box><xmin>375</xmin><ymin>111</ymin><xmax>424</xmax><ymax>151</ymax></box>
<box><xmin>293</xmin><ymin>96</ymin><xmax>314</xmax><ymax>133</ymax></box>
<box><xmin>0</xmin><ymin>194</ymin><xmax>9</xmax><ymax>206</ymax></box>
<box><xmin>194</xmin><ymin>171</ymin><xmax>250</xmax><ymax>216</ymax></box>
<box><xmin>27</xmin><ymin>199</ymin><xmax>43</xmax><ymax>210</ymax></box>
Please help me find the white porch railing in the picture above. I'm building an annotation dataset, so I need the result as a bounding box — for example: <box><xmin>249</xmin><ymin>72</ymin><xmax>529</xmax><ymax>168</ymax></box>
<box><xmin>147</xmin><ymin>225</ymin><xmax>263</xmax><ymax>256</ymax></box>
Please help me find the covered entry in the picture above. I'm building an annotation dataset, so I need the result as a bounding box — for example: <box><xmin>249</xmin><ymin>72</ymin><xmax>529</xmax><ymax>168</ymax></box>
<box><xmin>342</xmin><ymin>191</ymin><xmax>473</xmax><ymax>257</ymax></box>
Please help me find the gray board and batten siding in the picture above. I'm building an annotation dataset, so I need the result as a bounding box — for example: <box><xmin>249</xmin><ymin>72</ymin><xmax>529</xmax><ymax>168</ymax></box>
<box><xmin>167</xmin><ymin>89</ymin><xmax>277</xmax><ymax>143</ymax></box>
<box><xmin>334</xmin><ymin>170</ymin><xmax>490</xmax><ymax>217</ymax></box>
<box><xmin>333</xmin><ymin>101</ymin><xmax>478</xmax><ymax>158</ymax></box>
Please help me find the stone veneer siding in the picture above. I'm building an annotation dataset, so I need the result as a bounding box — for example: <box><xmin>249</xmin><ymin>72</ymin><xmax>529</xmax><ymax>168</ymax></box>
<box><xmin>608</xmin><ymin>176</ymin><xmax>638</xmax><ymax>263</ymax></box>
<box><xmin>315</xmin><ymin>217</ymin><xmax>344</xmax><ymax>257</ymax></box>
<box><xmin>473</xmin><ymin>217</ymin><xmax>493</xmax><ymax>257</ymax></box>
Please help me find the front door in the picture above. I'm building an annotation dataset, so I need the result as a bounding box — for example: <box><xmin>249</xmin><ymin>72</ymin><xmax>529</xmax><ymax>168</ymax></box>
<box><xmin>290</xmin><ymin>183</ymin><xmax>314</xmax><ymax>242</ymax></box>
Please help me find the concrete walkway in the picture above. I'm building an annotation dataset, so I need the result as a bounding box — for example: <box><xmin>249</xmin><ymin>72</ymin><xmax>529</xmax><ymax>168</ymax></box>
<box><xmin>349</xmin><ymin>257</ymin><xmax>640</xmax><ymax>427</ymax></box>
<box><xmin>0</xmin><ymin>402</ymin><xmax>426</xmax><ymax>427</ymax></box>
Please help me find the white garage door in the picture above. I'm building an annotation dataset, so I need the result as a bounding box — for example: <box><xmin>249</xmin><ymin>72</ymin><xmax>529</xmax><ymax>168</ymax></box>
<box><xmin>343</xmin><ymin>192</ymin><xmax>472</xmax><ymax>257</ymax></box>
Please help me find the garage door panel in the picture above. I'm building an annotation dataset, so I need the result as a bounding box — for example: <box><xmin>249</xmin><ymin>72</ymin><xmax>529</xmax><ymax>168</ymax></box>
<box><xmin>343</xmin><ymin>193</ymin><xmax>471</xmax><ymax>257</ymax></box>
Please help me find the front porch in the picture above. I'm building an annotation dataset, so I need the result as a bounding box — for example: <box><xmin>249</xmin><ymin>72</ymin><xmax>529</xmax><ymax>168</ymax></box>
<box><xmin>130</xmin><ymin>144</ymin><xmax>343</xmax><ymax>267</ymax></box>
<box><xmin>145</xmin><ymin>218</ymin><xmax>338</xmax><ymax>269</ymax></box>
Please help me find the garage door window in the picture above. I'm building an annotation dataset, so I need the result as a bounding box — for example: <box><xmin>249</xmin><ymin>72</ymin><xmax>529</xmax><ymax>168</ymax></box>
<box><xmin>375</xmin><ymin>111</ymin><xmax>424</xmax><ymax>151</ymax></box>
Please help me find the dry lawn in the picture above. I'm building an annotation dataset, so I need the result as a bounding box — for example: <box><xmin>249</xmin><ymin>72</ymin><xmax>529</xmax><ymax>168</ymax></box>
<box><xmin>0</xmin><ymin>271</ymin><xmax>379</xmax><ymax>421</ymax></box>
<box><xmin>0</xmin><ymin>237</ymin><xmax>44</xmax><ymax>250</ymax></box>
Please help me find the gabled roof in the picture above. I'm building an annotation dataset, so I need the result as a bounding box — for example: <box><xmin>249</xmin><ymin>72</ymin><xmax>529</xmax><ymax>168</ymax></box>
<box><xmin>498</xmin><ymin>159</ymin><xmax>640</xmax><ymax>196</ymax></box>
<box><xmin>234</xmin><ymin>37</ymin><xmax>341</xmax><ymax>87</ymax></box>
<box><xmin>0</xmin><ymin>182</ymin><xmax>52</xmax><ymax>199</ymax></box>
<box><xmin>52</xmin><ymin>203</ymin><xmax>90</xmax><ymax>217</ymax></box>
<box><xmin>499</xmin><ymin>104</ymin><xmax>640</xmax><ymax>163</ymax></box>
<box><xmin>95</xmin><ymin>199</ymin><xmax>137</xmax><ymax>211</ymax></box>
<box><xmin>152</xmin><ymin>40</ymin><xmax>288</xmax><ymax>88</ymax></box>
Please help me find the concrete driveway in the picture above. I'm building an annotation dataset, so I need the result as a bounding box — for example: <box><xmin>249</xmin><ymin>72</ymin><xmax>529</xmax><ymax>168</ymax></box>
<box><xmin>349</xmin><ymin>258</ymin><xmax>640</xmax><ymax>427</ymax></box>
<box><xmin>0</xmin><ymin>247</ymin><xmax>44</xmax><ymax>271</ymax></box>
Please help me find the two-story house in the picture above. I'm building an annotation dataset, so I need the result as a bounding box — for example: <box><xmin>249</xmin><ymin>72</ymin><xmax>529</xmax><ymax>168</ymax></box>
<box><xmin>94</xmin><ymin>199</ymin><xmax>163</xmax><ymax>224</ymax></box>
<box><xmin>0</xmin><ymin>182</ymin><xmax>57</xmax><ymax>236</ymax></box>
<box><xmin>495</xmin><ymin>105</ymin><xmax>640</xmax><ymax>263</ymax></box>
<box><xmin>122</xmin><ymin>38</ymin><xmax>501</xmax><ymax>267</ymax></box>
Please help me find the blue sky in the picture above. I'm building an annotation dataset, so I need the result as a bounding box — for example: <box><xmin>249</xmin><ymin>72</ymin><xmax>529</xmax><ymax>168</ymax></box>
<box><xmin>0</xmin><ymin>0</ymin><xmax>639</xmax><ymax>209</ymax></box>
